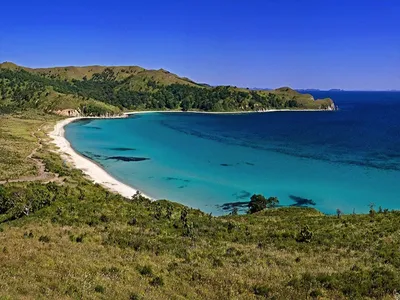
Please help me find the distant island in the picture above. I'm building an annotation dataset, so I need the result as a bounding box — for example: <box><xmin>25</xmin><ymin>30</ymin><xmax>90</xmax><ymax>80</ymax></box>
<box><xmin>0</xmin><ymin>62</ymin><xmax>335</xmax><ymax>116</ymax></box>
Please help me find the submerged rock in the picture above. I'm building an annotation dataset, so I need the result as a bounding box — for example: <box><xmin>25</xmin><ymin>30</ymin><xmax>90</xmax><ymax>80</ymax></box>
<box><xmin>109</xmin><ymin>147</ymin><xmax>136</xmax><ymax>151</ymax></box>
<box><xmin>106</xmin><ymin>156</ymin><xmax>150</xmax><ymax>162</ymax></box>
<box><xmin>289</xmin><ymin>195</ymin><xmax>316</xmax><ymax>207</ymax></box>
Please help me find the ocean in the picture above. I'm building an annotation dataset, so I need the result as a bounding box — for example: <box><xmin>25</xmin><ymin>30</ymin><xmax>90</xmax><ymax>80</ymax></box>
<box><xmin>65</xmin><ymin>91</ymin><xmax>400</xmax><ymax>215</ymax></box>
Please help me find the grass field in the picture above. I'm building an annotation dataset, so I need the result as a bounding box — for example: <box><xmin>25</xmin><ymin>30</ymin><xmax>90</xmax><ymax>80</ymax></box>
<box><xmin>0</xmin><ymin>115</ymin><xmax>399</xmax><ymax>299</ymax></box>
<box><xmin>0</xmin><ymin>112</ymin><xmax>60</xmax><ymax>180</ymax></box>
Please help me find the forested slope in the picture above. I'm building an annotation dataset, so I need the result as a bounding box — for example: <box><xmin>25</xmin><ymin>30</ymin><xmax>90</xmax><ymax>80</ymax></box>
<box><xmin>0</xmin><ymin>62</ymin><xmax>334</xmax><ymax>115</ymax></box>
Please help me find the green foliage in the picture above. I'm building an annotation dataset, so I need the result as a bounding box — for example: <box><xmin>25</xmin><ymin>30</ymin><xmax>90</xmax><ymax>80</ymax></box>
<box><xmin>253</xmin><ymin>285</ymin><xmax>271</xmax><ymax>297</ymax></box>
<box><xmin>0</xmin><ymin>65</ymin><xmax>334</xmax><ymax>113</ymax></box>
<box><xmin>0</xmin><ymin>182</ymin><xmax>60</xmax><ymax>220</ymax></box>
<box><xmin>248</xmin><ymin>194</ymin><xmax>279</xmax><ymax>214</ymax></box>
<box><xmin>296</xmin><ymin>225</ymin><xmax>313</xmax><ymax>243</ymax></box>
<box><xmin>266</xmin><ymin>196</ymin><xmax>279</xmax><ymax>208</ymax></box>
<box><xmin>150</xmin><ymin>276</ymin><xmax>164</xmax><ymax>287</ymax></box>
<box><xmin>248</xmin><ymin>194</ymin><xmax>267</xmax><ymax>214</ymax></box>
<box><xmin>289</xmin><ymin>266</ymin><xmax>400</xmax><ymax>299</ymax></box>
<box><xmin>138</xmin><ymin>265</ymin><xmax>153</xmax><ymax>277</ymax></box>
<box><xmin>94</xmin><ymin>285</ymin><xmax>105</xmax><ymax>293</ymax></box>
<box><xmin>38</xmin><ymin>235</ymin><xmax>50</xmax><ymax>243</ymax></box>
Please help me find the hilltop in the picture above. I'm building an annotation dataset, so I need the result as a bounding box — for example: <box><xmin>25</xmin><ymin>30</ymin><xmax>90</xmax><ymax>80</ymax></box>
<box><xmin>0</xmin><ymin>62</ymin><xmax>335</xmax><ymax>115</ymax></box>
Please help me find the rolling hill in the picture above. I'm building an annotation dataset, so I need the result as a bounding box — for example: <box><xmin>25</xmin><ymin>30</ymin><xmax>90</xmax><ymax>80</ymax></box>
<box><xmin>0</xmin><ymin>62</ymin><xmax>335</xmax><ymax>115</ymax></box>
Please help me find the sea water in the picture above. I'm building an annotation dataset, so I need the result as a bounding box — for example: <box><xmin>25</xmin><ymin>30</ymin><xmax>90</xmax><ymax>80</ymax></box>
<box><xmin>65</xmin><ymin>91</ymin><xmax>400</xmax><ymax>215</ymax></box>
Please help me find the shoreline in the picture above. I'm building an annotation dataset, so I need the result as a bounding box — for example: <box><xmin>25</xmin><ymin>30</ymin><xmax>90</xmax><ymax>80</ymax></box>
<box><xmin>125</xmin><ymin>108</ymin><xmax>335</xmax><ymax>115</ymax></box>
<box><xmin>49</xmin><ymin>116</ymin><xmax>152</xmax><ymax>200</ymax></box>
<box><xmin>49</xmin><ymin>108</ymin><xmax>333</xmax><ymax>201</ymax></box>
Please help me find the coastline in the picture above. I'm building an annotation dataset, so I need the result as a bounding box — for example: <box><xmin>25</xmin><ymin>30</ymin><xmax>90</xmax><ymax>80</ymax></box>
<box><xmin>49</xmin><ymin>116</ymin><xmax>152</xmax><ymax>200</ymax></box>
<box><xmin>49</xmin><ymin>107</ymin><xmax>334</xmax><ymax>201</ymax></box>
<box><xmin>125</xmin><ymin>108</ymin><xmax>335</xmax><ymax>115</ymax></box>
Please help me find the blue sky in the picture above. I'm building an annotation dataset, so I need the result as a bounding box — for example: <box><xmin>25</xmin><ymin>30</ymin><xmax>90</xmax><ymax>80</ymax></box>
<box><xmin>0</xmin><ymin>0</ymin><xmax>399</xmax><ymax>90</ymax></box>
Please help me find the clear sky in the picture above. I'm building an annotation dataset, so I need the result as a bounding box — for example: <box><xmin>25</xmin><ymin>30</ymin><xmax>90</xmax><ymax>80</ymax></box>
<box><xmin>0</xmin><ymin>0</ymin><xmax>399</xmax><ymax>90</ymax></box>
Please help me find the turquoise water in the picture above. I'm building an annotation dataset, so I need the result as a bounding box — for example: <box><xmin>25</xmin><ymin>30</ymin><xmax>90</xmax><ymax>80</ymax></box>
<box><xmin>65</xmin><ymin>91</ymin><xmax>400</xmax><ymax>215</ymax></box>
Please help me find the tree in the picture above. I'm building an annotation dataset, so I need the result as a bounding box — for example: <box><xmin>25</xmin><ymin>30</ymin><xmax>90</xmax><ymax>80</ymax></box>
<box><xmin>248</xmin><ymin>194</ymin><xmax>279</xmax><ymax>214</ymax></box>
<box><xmin>266</xmin><ymin>197</ymin><xmax>279</xmax><ymax>208</ymax></box>
<box><xmin>248</xmin><ymin>194</ymin><xmax>267</xmax><ymax>214</ymax></box>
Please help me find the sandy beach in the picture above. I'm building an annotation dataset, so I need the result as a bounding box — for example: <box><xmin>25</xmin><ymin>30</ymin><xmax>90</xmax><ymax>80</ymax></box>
<box><xmin>49</xmin><ymin>116</ymin><xmax>151</xmax><ymax>199</ymax></box>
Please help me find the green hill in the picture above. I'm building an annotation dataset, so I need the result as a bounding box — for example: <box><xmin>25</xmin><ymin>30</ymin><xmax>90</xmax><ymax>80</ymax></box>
<box><xmin>0</xmin><ymin>62</ymin><xmax>335</xmax><ymax>115</ymax></box>
<box><xmin>0</xmin><ymin>116</ymin><xmax>398</xmax><ymax>299</ymax></box>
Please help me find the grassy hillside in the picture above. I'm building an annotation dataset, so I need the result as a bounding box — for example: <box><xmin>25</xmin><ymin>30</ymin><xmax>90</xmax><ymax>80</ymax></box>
<box><xmin>0</xmin><ymin>114</ymin><xmax>399</xmax><ymax>299</ymax></box>
<box><xmin>0</xmin><ymin>62</ymin><xmax>335</xmax><ymax>114</ymax></box>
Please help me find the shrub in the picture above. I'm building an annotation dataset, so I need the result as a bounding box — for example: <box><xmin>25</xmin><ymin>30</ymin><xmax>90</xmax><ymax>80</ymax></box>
<box><xmin>129</xmin><ymin>293</ymin><xmax>140</xmax><ymax>300</ymax></box>
<box><xmin>310</xmin><ymin>289</ymin><xmax>323</xmax><ymax>298</ymax></box>
<box><xmin>296</xmin><ymin>225</ymin><xmax>313</xmax><ymax>243</ymax></box>
<box><xmin>253</xmin><ymin>285</ymin><xmax>271</xmax><ymax>297</ymax></box>
<box><xmin>138</xmin><ymin>265</ymin><xmax>153</xmax><ymax>276</ymax></box>
<box><xmin>101</xmin><ymin>266</ymin><xmax>120</xmax><ymax>278</ymax></box>
<box><xmin>76</xmin><ymin>235</ymin><xmax>84</xmax><ymax>243</ymax></box>
<box><xmin>38</xmin><ymin>235</ymin><xmax>50</xmax><ymax>243</ymax></box>
<box><xmin>94</xmin><ymin>285</ymin><xmax>105</xmax><ymax>293</ymax></box>
<box><xmin>100</xmin><ymin>214</ymin><xmax>109</xmax><ymax>222</ymax></box>
<box><xmin>150</xmin><ymin>276</ymin><xmax>164</xmax><ymax>287</ymax></box>
<box><xmin>128</xmin><ymin>217</ymin><xmax>137</xmax><ymax>226</ymax></box>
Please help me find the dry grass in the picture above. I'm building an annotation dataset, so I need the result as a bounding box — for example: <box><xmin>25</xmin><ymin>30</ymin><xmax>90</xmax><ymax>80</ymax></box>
<box><xmin>0</xmin><ymin>116</ymin><xmax>399</xmax><ymax>299</ymax></box>
<box><xmin>0</xmin><ymin>116</ymin><xmax>44</xmax><ymax>180</ymax></box>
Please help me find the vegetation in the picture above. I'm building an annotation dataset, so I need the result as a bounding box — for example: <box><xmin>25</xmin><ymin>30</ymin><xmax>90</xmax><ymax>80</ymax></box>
<box><xmin>0</xmin><ymin>62</ymin><xmax>334</xmax><ymax>114</ymax></box>
<box><xmin>0</xmin><ymin>114</ymin><xmax>399</xmax><ymax>299</ymax></box>
<box><xmin>248</xmin><ymin>194</ymin><xmax>279</xmax><ymax>213</ymax></box>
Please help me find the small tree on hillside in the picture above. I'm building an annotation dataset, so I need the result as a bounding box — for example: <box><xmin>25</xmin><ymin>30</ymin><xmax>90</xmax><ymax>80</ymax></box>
<box><xmin>248</xmin><ymin>194</ymin><xmax>267</xmax><ymax>214</ymax></box>
<box><xmin>266</xmin><ymin>197</ymin><xmax>279</xmax><ymax>208</ymax></box>
<box><xmin>248</xmin><ymin>195</ymin><xmax>280</xmax><ymax>214</ymax></box>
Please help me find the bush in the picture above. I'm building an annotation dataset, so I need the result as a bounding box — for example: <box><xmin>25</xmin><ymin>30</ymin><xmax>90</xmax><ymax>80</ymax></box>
<box><xmin>296</xmin><ymin>225</ymin><xmax>313</xmax><ymax>243</ymax></box>
<box><xmin>150</xmin><ymin>276</ymin><xmax>164</xmax><ymax>287</ymax></box>
<box><xmin>100</xmin><ymin>214</ymin><xmax>109</xmax><ymax>222</ymax></box>
<box><xmin>38</xmin><ymin>235</ymin><xmax>50</xmax><ymax>243</ymax></box>
<box><xmin>248</xmin><ymin>194</ymin><xmax>267</xmax><ymax>214</ymax></box>
<box><xmin>129</xmin><ymin>293</ymin><xmax>140</xmax><ymax>300</ymax></box>
<box><xmin>138</xmin><ymin>265</ymin><xmax>153</xmax><ymax>276</ymax></box>
<box><xmin>253</xmin><ymin>285</ymin><xmax>271</xmax><ymax>297</ymax></box>
<box><xmin>248</xmin><ymin>194</ymin><xmax>279</xmax><ymax>214</ymax></box>
<box><xmin>94</xmin><ymin>285</ymin><xmax>105</xmax><ymax>293</ymax></box>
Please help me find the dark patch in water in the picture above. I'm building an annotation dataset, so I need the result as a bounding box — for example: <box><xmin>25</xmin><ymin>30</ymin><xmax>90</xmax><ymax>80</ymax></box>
<box><xmin>76</xmin><ymin>119</ymin><xmax>94</xmax><ymax>126</ymax></box>
<box><xmin>220</xmin><ymin>163</ymin><xmax>232</xmax><ymax>167</ymax></box>
<box><xmin>106</xmin><ymin>156</ymin><xmax>150</xmax><ymax>162</ymax></box>
<box><xmin>83</xmin><ymin>151</ymin><xmax>103</xmax><ymax>159</ymax></box>
<box><xmin>86</xmin><ymin>126</ymin><xmax>101</xmax><ymax>130</ymax></box>
<box><xmin>165</xmin><ymin>177</ymin><xmax>179</xmax><ymax>181</ymax></box>
<box><xmin>218</xmin><ymin>201</ymin><xmax>249</xmax><ymax>211</ymax></box>
<box><xmin>289</xmin><ymin>195</ymin><xmax>316</xmax><ymax>207</ymax></box>
<box><xmin>81</xmin><ymin>152</ymin><xmax>105</xmax><ymax>167</ymax></box>
<box><xmin>245</xmin><ymin>162</ymin><xmax>255</xmax><ymax>166</ymax></box>
<box><xmin>165</xmin><ymin>177</ymin><xmax>191</xmax><ymax>183</ymax></box>
<box><xmin>109</xmin><ymin>147</ymin><xmax>136</xmax><ymax>151</ymax></box>
<box><xmin>178</xmin><ymin>185</ymin><xmax>187</xmax><ymax>189</ymax></box>
<box><xmin>232</xmin><ymin>190</ymin><xmax>252</xmax><ymax>200</ymax></box>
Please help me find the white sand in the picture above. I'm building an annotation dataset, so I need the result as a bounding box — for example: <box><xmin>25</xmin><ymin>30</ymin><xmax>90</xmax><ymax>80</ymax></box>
<box><xmin>49</xmin><ymin>116</ymin><xmax>150</xmax><ymax>199</ymax></box>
